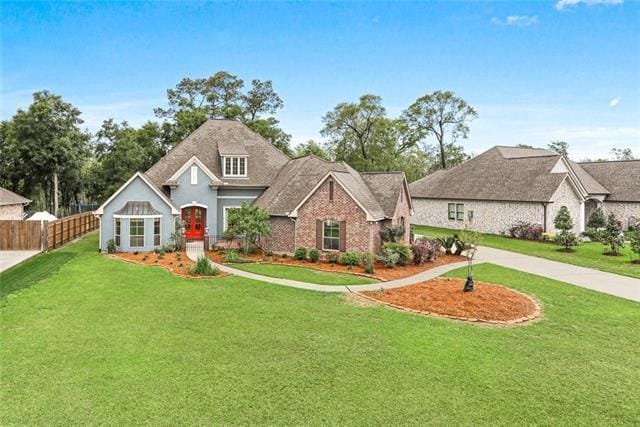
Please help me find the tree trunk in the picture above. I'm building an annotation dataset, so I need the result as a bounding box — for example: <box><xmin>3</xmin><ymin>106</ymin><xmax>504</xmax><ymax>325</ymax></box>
<box><xmin>53</xmin><ymin>172</ymin><xmax>59</xmax><ymax>217</ymax></box>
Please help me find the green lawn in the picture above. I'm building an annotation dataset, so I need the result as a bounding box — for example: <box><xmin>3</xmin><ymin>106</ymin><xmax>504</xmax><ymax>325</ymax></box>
<box><xmin>230</xmin><ymin>262</ymin><xmax>377</xmax><ymax>285</ymax></box>
<box><xmin>1</xmin><ymin>234</ymin><xmax>639</xmax><ymax>425</ymax></box>
<box><xmin>413</xmin><ymin>224</ymin><xmax>640</xmax><ymax>279</ymax></box>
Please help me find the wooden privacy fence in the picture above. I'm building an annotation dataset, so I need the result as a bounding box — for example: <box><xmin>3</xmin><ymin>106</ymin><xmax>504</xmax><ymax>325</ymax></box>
<box><xmin>0</xmin><ymin>212</ymin><xmax>99</xmax><ymax>251</ymax></box>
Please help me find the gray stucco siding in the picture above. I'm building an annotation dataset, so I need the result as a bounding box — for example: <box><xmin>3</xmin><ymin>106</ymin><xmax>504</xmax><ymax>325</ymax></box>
<box><xmin>99</xmin><ymin>176</ymin><xmax>176</xmax><ymax>252</ymax></box>
<box><xmin>169</xmin><ymin>164</ymin><xmax>218</xmax><ymax>236</ymax></box>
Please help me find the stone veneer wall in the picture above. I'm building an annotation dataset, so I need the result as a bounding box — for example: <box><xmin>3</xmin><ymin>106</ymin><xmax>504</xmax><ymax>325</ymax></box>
<box><xmin>412</xmin><ymin>198</ymin><xmax>545</xmax><ymax>235</ymax></box>
<box><xmin>602</xmin><ymin>202</ymin><xmax>640</xmax><ymax>230</ymax></box>
<box><xmin>0</xmin><ymin>204</ymin><xmax>25</xmax><ymax>220</ymax></box>
<box><xmin>547</xmin><ymin>178</ymin><xmax>582</xmax><ymax>233</ymax></box>
<box><xmin>295</xmin><ymin>178</ymin><xmax>374</xmax><ymax>253</ymax></box>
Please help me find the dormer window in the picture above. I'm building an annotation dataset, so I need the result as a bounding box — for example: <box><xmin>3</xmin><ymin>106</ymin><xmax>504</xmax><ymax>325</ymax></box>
<box><xmin>223</xmin><ymin>156</ymin><xmax>247</xmax><ymax>177</ymax></box>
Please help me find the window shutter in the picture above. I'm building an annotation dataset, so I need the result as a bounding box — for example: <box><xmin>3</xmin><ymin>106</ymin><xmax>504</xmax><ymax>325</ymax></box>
<box><xmin>339</xmin><ymin>221</ymin><xmax>346</xmax><ymax>252</ymax></box>
<box><xmin>316</xmin><ymin>220</ymin><xmax>322</xmax><ymax>249</ymax></box>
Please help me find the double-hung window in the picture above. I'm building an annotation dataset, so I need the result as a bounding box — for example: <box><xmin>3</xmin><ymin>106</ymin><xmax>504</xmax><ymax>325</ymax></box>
<box><xmin>448</xmin><ymin>203</ymin><xmax>465</xmax><ymax>221</ymax></box>
<box><xmin>223</xmin><ymin>157</ymin><xmax>247</xmax><ymax>177</ymax></box>
<box><xmin>114</xmin><ymin>218</ymin><xmax>121</xmax><ymax>246</ymax></box>
<box><xmin>323</xmin><ymin>220</ymin><xmax>340</xmax><ymax>251</ymax></box>
<box><xmin>130</xmin><ymin>219</ymin><xmax>145</xmax><ymax>247</ymax></box>
<box><xmin>448</xmin><ymin>203</ymin><xmax>456</xmax><ymax>220</ymax></box>
<box><xmin>153</xmin><ymin>218</ymin><xmax>161</xmax><ymax>246</ymax></box>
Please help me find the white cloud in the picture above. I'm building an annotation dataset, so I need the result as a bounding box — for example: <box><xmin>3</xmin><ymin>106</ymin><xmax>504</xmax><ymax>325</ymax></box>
<box><xmin>491</xmin><ymin>15</ymin><xmax>538</xmax><ymax>27</ymax></box>
<box><xmin>609</xmin><ymin>97</ymin><xmax>620</xmax><ymax>107</ymax></box>
<box><xmin>555</xmin><ymin>0</ymin><xmax>623</xmax><ymax>11</ymax></box>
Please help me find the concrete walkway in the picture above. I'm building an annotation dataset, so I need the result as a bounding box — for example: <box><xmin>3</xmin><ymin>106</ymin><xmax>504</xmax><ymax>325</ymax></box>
<box><xmin>0</xmin><ymin>250</ymin><xmax>40</xmax><ymax>273</ymax></box>
<box><xmin>474</xmin><ymin>246</ymin><xmax>640</xmax><ymax>302</ymax></box>
<box><xmin>185</xmin><ymin>240</ymin><xmax>468</xmax><ymax>293</ymax></box>
<box><xmin>186</xmin><ymin>240</ymin><xmax>640</xmax><ymax>302</ymax></box>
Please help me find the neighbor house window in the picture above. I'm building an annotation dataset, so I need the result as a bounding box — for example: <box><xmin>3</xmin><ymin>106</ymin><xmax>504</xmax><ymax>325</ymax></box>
<box><xmin>456</xmin><ymin>203</ymin><xmax>465</xmax><ymax>221</ymax></box>
<box><xmin>329</xmin><ymin>180</ymin><xmax>334</xmax><ymax>201</ymax></box>
<box><xmin>114</xmin><ymin>218</ymin><xmax>121</xmax><ymax>247</ymax></box>
<box><xmin>130</xmin><ymin>219</ymin><xmax>145</xmax><ymax>247</ymax></box>
<box><xmin>190</xmin><ymin>165</ymin><xmax>198</xmax><ymax>185</ymax></box>
<box><xmin>223</xmin><ymin>157</ymin><xmax>247</xmax><ymax>177</ymax></box>
<box><xmin>323</xmin><ymin>220</ymin><xmax>340</xmax><ymax>251</ymax></box>
<box><xmin>154</xmin><ymin>218</ymin><xmax>161</xmax><ymax>246</ymax></box>
<box><xmin>448</xmin><ymin>203</ymin><xmax>456</xmax><ymax>220</ymax></box>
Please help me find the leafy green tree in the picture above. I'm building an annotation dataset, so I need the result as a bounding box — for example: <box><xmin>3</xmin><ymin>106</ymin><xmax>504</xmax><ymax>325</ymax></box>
<box><xmin>548</xmin><ymin>140</ymin><xmax>569</xmax><ymax>157</ymax></box>
<box><xmin>0</xmin><ymin>91</ymin><xmax>90</xmax><ymax>214</ymax></box>
<box><xmin>226</xmin><ymin>202</ymin><xmax>271</xmax><ymax>254</ymax></box>
<box><xmin>610</xmin><ymin>147</ymin><xmax>636</xmax><ymax>160</ymax></box>
<box><xmin>587</xmin><ymin>207</ymin><xmax>606</xmax><ymax>229</ymax></box>
<box><xmin>402</xmin><ymin>90</ymin><xmax>477</xmax><ymax>170</ymax></box>
<box><xmin>602</xmin><ymin>212</ymin><xmax>625</xmax><ymax>255</ymax></box>
<box><xmin>630</xmin><ymin>232</ymin><xmax>640</xmax><ymax>263</ymax></box>
<box><xmin>245</xmin><ymin>117</ymin><xmax>292</xmax><ymax>156</ymax></box>
<box><xmin>554</xmin><ymin>206</ymin><xmax>578</xmax><ymax>251</ymax></box>
<box><xmin>294</xmin><ymin>140</ymin><xmax>330</xmax><ymax>159</ymax></box>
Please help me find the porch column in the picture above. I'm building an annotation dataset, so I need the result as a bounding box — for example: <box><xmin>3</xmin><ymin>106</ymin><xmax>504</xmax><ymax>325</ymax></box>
<box><xmin>579</xmin><ymin>200</ymin><xmax>585</xmax><ymax>233</ymax></box>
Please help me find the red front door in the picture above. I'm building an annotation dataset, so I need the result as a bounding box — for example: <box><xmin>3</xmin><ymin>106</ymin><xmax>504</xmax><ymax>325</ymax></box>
<box><xmin>182</xmin><ymin>207</ymin><xmax>205</xmax><ymax>240</ymax></box>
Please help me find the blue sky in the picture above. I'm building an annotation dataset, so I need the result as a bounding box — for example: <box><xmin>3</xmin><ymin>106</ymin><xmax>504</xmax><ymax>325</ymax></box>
<box><xmin>2</xmin><ymin>1</ymin><xmax>638</xmax><ymax>160</ymax></box>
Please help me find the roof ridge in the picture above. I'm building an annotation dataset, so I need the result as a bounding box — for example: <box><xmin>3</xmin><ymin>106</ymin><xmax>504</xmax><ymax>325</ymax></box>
<box><xmin>579</xmin><ymin>159</ymin><xmax>640</xmax><ymax>164</ymax></box>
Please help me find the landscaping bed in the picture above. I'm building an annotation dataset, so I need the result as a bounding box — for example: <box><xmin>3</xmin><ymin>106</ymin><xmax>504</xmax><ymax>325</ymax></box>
<box><xmin>114</xmin><ymin>251</ymin><xmax>228</xmax><ymax>279</ymax></box>
<box><xmin>358</xmin><ymin>278</ymin><xmax>540</xmax><ymax>325</ymax></box>
<box><xmin>206</xmin><ymin>249</ymin><xmax>464</xmax><ymax>281</ymax></box>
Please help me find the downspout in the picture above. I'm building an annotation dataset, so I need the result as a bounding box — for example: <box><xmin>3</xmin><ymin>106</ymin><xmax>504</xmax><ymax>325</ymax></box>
<box><xmin>542</xmin><ymin>203</ymin><xmax>548</xmax><ymax>233</ymax></box>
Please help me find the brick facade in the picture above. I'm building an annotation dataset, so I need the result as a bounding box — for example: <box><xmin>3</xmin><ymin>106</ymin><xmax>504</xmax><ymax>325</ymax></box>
<box><xmin>259</xmin><ymin>178</ymin><xmax>412</xmax><ymax>254</ymax></box>
<box><xmin>0</xmin><ymin>203</ymin><xmax>24</xmax><ymax>220</ymax></box>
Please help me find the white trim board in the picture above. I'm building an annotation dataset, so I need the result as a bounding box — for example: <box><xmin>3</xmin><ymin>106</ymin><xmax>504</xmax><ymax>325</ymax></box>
<box><xmin>168</xmin><ymin>155</ymin><xmax>223</xmax><ymax>185</ymax></box>
<box><xmin>95</xmin><ymin>172</ymin><xmax>179</xmax><ymax>215</ymax></box>
<box><xmin>179</xmin><ymin>202</ymin><xmax>208</xmax><ymax>209</ymax></box>
<box><xmin>217</xmin><ymin>196</ymin><xmax>257</xmax><ymax>200</ymax></box>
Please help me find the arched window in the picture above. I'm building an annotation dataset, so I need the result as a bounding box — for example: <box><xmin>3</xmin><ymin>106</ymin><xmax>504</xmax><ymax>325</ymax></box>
<box><xmin>323</xmin><ymin>220</ymin><xmax>340</xmax><ymax>251</ymax></box>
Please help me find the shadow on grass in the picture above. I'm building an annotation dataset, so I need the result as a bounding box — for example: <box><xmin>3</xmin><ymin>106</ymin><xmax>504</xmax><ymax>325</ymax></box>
<box><xmin>0</xmin><ymin>252</ymin><xmax>77</xmax><ymax>299</ymax></box>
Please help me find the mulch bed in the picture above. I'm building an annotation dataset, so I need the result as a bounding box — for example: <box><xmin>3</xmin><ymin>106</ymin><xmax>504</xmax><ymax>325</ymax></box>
<box><xmin>358</xmin><ymin>278</ymin><xmax>540</xmax><ymax>325</ymax></box>
<box><xmin>113</xmin><ymin>251</ymin><xmax>229</xmax><ymax>279</ymax></box>
<box><xmin>206</xmin><ymin>249</ymin><xmax>464</xmax><ymax>281</ymax></box>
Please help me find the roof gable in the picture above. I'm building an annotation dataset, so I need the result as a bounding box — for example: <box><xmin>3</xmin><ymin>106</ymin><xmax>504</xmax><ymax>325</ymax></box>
<box><xmin>0</xmin><ymin>186</ymin><xmax>31</xmax><ymax>206</ymax></box>
<box><xmin>578</xmin><ymin>160</ymin><xmax>640</xmax><ymax>202</ymax></box>
<box><xmin>166</xmin><ymin>155</ymin><xmax>223</xmax><ymax>186</ymax></box>
<box><xmin>95</xmin><ymin>172</ymin><xmax>179</xmax><ymax>215</ymax></box>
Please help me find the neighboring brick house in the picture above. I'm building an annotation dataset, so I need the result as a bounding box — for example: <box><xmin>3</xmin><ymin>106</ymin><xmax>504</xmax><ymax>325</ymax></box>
<box><xmin>95</xmin><ymin>119</ymin><xmax>413</xmax><ymax>253</ymax></box>
<box><xmin>410</xmin><ymin>146</ymin><xmax>640</xmax><ymax>235</ymax></box>
<box><xmin>0</xmin><ymin>187</ymin><xmax>30</xmax><ymax>220</ymax></box>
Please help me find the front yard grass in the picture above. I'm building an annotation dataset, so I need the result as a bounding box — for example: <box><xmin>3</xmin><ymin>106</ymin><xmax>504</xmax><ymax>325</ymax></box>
<box><xmin>230</xmin><ymin>262</ymin><xmax>377</xmax><ymax>285</ymax></box>
<box><xmin>413</xmin><ymin>224</ymin><xmax>640</xmax><ymax>279</ymax></box>
<box><xmin>1</xmin><ymin>233</ymin><xmax>639</xmax><ymax>425</ymax></box>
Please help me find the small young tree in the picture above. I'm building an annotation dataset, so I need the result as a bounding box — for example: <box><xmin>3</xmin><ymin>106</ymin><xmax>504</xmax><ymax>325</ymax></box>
<box><xmin>602</xmin><ymin>212</ymin><xmax>625</xmax><ymax>256</ymax></box>
<box><xmin>554</xmin><ymin>206</ymin><xmax>578</xmax><ymax>252</ymax></box>
<box><xmin>587</xmin><ymin>207</ymin><xmax>606</xmax><ymax>230</ymax></box>
<box><xmin>225</xmin><ymin>202</ymin><xmax>271</xmax><ymax>254</ymax></box>
<box><xmin>630</xmin><ymin>232</ymin><xmax>640</xmax><ymax>264</ymax></box>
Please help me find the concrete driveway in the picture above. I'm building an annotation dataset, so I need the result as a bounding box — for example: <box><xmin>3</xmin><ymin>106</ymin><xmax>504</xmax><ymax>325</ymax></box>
<box><xmin>0</xmin><ymin>250</ymin><xmax>40</xmax><ymax>273</ymax></box>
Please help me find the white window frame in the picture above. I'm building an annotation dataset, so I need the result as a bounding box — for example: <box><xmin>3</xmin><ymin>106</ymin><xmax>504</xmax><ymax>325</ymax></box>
<box><xmin>153</xmin><ymin>218</ymin><xmax>161</xmax><ymax>247</ymax></box>
<box><xmin>223</xmin><ymin>156</ymin><xmax>248</xmax><ymax>178</ymax></box>
<box><xmin>322</xmin><ymin>220</ymin><xmax>340</xmax><ymax>251</ymax></box>
<box><xmin>456</xmin><ymin>203</ymin><xmax>465</xmax><ymax>221</ymax></box>
<box><xmin>448</xmin><ymin>203</ymin><xmax>456</xmax><ymax>220</ymax></box>
<box><xmin>190</xmin><ymin>165</ymin><xmax>198</xmax><ymax>185</ymax></box>
<box><xmin>129</xmin><ymin>218</ymin><xmax>145</xmax><ymax>248</ymax></box>
<box><xmin>223</xmin><ymin>205</ymin><xmax>241</xmax><ymax>231</ymax></box>
<box><xmin>114</xmin><ymin>218</ymin><xmax>121</xmax><ymax>247</ymax></box>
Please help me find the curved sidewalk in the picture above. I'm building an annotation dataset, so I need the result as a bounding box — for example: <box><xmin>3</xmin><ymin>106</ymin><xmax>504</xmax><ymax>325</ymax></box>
<box><xmin>185</xmin><ymin>242</ymin><xmax>468</xmax><ymax>293</ymax></box>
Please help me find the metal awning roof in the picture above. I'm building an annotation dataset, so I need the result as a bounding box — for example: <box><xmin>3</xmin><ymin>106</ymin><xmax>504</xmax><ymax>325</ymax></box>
<box><xmin>114</xmin><ymin>201</ymin><xmax>161</xmax><ymax>216</ymax></box>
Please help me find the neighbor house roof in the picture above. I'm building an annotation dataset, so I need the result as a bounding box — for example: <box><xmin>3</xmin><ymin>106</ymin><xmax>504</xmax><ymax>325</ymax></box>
<box><xmin>409</xmin><ymin>147</ymin><xmax>570</xmax><ymax>203</ymax></box>
<box><xmin>0</xmin><ymin>186</ymin><xmax>31</xmax><ymax>206</ymax></box>
<box><xmin>254</xmin><ymin>155</ymin><xmax>406</xmax><ymax>221</ymax></box>
<box><xmin>145</xmin><ymin>119</ymin><xmax>290</xmax><ymax>188</ymax></box>
<box><xmin>578</xmin><ymin>160</ymin><xmax>640</xmax><ymax>202</ymax></box>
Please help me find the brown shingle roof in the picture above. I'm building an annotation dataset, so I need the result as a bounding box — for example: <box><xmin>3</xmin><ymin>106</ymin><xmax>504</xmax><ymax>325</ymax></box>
<box><xmin>568</xmin><ymin>160</ymin><xmax>610</xmax><ymax>195</ymax></box>
<box><xmin>145</xmin><ymin>119</ymin><xmax>290</xmax><ymax>187</ymax></box>
<box><xmin>409</xmin><ymin>147</ymin><xmax>567</xmax><ymax>202</ymax></box>
<box><xmin>578</xmin><ymin>160</ymin><xmax>640</xmax><ymax>202</ymax></box>
<box><xmin>254</xmin><ymin>155</ymin><xmax>399</xmax><ymax>220</ymax></box>
<box><xmin>361</xmin><ymin>172</ymin><xmax>408</xmax><ymax>217</ymax></box>
<box><xmin>0</xmin><ymin>186</ymin><xmax>31</xmax><ymax>206</ymax></box>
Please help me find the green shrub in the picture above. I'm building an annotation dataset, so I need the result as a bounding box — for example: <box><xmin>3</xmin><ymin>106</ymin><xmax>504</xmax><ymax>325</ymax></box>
<box><xmin>361</xmin><ymin>252</ymin><xmax>375</xmax><ymax>274</ymax></box>
<box><xmin>556</xmin><ymin>230</ymin><xmax>580</xmax><ymax>251</ymax></box>
<box><xmin>581</xmin><ymin>229</ymin><xmax>602</xmax><ymax>242</ymax></box>
<box><xmin>379</xmin><ymin>248</ymin><xmax>400</xmax><ymax>268</ymax></box>
<box><xmin>106</xmin><ymin>239</ymin><xmax>116</xmax><ymax>254</ymax></box>
<box><xmin>382</xmin><ymin>242</ymin><xmax>412</xmax><ymax>266</ymax></box>
<box><xmin>224</xmin><ymin>250</ymin><xmax>240</xmax><ymax>263</ymax></box>
<box><xmin>339</xmin><ymin>251</ymin><xmax>360</xmax><ymax>269</ymax></box>
<box><xmin>308</xmin><ymin>248</ymin><xmax>320</xmax><ymax>263</ymax></box>
<box><xmin>294</xmin><ymin>246</ymin><xmax>307</xmax><ymax>261</ymax></box>
<box><xmin>436</xmin><ymin>236</ymin><xmax>456</xmax><ymax>255</ymax></box>
<box><xmin>630</xmin><ymin>232</ymin><xmax>640</xmax><ymax>262</ymax></box>
<box><xmin>379</xmin><ymin>225</ymin><xmax>405</xmax><ymax>243</ymax></box>
<box><xmin>587</xmin><ymin>207</ymin><xmax>606</xmax><ymax>229</ymax></box>
<box><xmin>190</xmin><ymin>255</ymin><xmax>219</xmax><ymax>276</ymax></box>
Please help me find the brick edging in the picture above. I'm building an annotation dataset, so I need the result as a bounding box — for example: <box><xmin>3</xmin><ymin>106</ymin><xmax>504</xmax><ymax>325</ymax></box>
<box><xmin>109</xmin><ymin>255</ymin><xmax>229</xmax><ymax>280</ymax></box>
<box><xmin>354</xmin><ymin>278</ymin><xmax>542</xmax><ymax>326</ymax></box>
